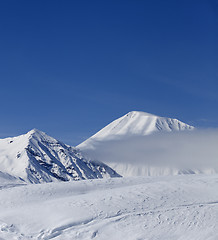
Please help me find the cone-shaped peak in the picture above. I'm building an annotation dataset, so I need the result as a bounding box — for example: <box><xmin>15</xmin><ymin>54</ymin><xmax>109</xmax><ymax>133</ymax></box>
<box><xmin>26</xmin><ymin>128</ymin><xmax>47</xmax><ymax>138</ymax></box>
<box><xmin>27</xmin><ymin>128</ymin><xmax>43</xmax><ymax>135</ymax></box>
<box><xmin>25</xmin><ymin>129</ymin><xmax>59</xmax><ymax>145</ymax></box>
<box><xmin>78</xmin><ymin>111</ymin><xmax>194</xmax><ymax>149</ymax></box>
<box><xmin>126</xmin><ymin>111</ymin><xmax>158</xmax><ymax>118</ymax></box>
<box><xmin>0</xmin><ymin>129</ymin><xmax>121</xmax><ymax>183</ymax></box>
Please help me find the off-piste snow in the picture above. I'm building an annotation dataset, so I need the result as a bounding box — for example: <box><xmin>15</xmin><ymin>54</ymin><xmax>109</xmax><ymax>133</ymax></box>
<box><xmin>0</xmin><ymin>111</ymin><xmax>218</xmax><ymax>239</ymax></box>
<box><xmin>0</xmin><ymin>174</ymin><xmax>218</xmax><ymax>239</ymax></box>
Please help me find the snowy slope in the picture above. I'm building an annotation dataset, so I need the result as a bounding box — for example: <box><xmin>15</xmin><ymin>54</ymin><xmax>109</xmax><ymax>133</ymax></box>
<box><xmin>0</xmin><ymin>174</ymin><xmax>218</xmax><ymax>239</ymax></box>
<box><xmin>78</xmin><ymin>111</ymin><xmax>194</xmax><ymax>149</ymax></box>
<box><xmin>78</xmin><ymin>111</ymin><xmax>199</xmax><ymax>177</ymax></box>
<box><xmin>0</xmin><ymin>171</ymin><xmax>25</xmax><ymax>188</ymax></box>
<box><xmin>0</xmin><ymin>129</ymin><xmax>120</xmax><ymax>183</ymax></box>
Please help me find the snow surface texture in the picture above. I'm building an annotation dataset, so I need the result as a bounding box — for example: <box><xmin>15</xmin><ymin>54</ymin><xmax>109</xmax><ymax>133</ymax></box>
<box><xmin>0</xmin><ymin>129</ymin><xmax>120</xmax><ymax>183</ymax></box>
<box><xmin>78</xmin><ymin>111</ymin><xmax>204</xmax><ymax>177</ymax></box>
<box><xmin>0</xmin><ymin>174</ymin><xmax>218</xmax><ymax>239</ymax></box>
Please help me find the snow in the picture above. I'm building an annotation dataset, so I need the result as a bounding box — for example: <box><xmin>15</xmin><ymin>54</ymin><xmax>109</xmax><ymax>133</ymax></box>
<box><xmin>0</xmin><ymin>129</ymin><xmax>120</xmax><ymax>183</ymax></box>
<box><xmin>0</xmin><ymin>113</ymin><xmax>217</xmax><ymax>239</ymax></box>
<box><xmin>0</xmin><ymin>171</ymin><xmax>24</xmax><ymax>188</ymax></box>
<box><xmin>0</xmin><ymin>174</ymin><xmax>218</xmax><ymax>239</ymax></box>
<box><xmin>78</xmin><ymin>111</ymin><xmax>194</xmax><ymax>150</ymax></box>
<box><xmin>77</xmin><ymin>111</ymin><xmax>218</xmax><ymax>177</ymax></box>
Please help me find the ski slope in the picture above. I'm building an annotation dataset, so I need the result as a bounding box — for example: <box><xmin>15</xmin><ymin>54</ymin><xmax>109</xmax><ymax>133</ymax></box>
<box><xmin>0</xmin><ymin>174</ymin><xmax>218</xmax><ymax>239</ymax></box>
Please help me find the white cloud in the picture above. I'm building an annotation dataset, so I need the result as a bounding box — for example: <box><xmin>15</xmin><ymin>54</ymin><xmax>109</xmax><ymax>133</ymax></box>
<box><xmin>82</xmin><ymin>129</ymin><xmax>218</xmax><ymax>169</ymax></box>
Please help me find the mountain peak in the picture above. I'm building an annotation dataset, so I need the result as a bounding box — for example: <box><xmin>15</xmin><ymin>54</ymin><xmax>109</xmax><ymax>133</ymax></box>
<box><xmin>26</xmin><ymin>128</ymin><xmax>46</xmax><ymax>137</ymax></box>
<box><xmin>28</xmin><ymin>128</ymin><xmax>41</xmax><ymax>134</ymax></box>
<box><xmin>78</xmin><ymin>111</ymin><xmax>194</xmax><ymax>149</ymax></box>
<box><xmin>0</xmin><ymin>130</ymin><xmax>120</xmax><ymax>183</ymax></box>
<box><xmin>25</xmin><ymin>129</ymin><xmax>59</xmax><ymax>145</ymax></box>
<box><xmin>126</xmin><ymin>111</ymin><xmax>158</xmax><ymax>118</ymax></box>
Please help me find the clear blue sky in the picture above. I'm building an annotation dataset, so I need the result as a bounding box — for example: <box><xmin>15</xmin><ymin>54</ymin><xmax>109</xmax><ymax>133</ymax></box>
<box><xmin>0</xmin><ymin>0</ymin><xmax>217</xmax><ymax>145</ymax></box>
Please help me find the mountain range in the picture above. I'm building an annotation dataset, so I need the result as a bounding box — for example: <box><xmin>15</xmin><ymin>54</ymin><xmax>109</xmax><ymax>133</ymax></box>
<box><xmin>1</xmin><ymin>111</ymin><xmax>216</xmax><ymax>182</ymax></box>
<box><xmin>0</xmin><ymin>112</ymin><xmax>217</xmax><ymax>240</ymax></box>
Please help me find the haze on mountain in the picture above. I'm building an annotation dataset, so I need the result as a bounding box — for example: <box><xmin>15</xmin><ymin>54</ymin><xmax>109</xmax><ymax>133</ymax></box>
<box><xmin>78</xmin><ymin>111</ymin><xmax>218</xmax><ymax>177</ymax></box>
<box><xmin>0</xmin><ymin>129</ymin><xmax>120</xmax><ymax>184</ymax></box>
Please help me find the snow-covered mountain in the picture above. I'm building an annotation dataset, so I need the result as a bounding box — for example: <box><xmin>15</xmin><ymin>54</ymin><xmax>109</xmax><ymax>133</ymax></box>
<box><xmin>78</xmin><ymin>111</ymin><xmax>208</xmax><ymax>177</ymax></box>
<box><xmin>0</xmin><ymin>129</ymin><xmax>120</xmax><ymax>183</ymax></box>
<box><xmin>78</xmin><ymin>111</ymin><xmax>194</xmax><ymax>150</ymax></box>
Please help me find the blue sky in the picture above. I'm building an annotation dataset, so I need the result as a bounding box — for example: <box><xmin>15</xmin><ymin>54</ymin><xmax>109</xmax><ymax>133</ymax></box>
<box><xmin>0</xmin><ymin>0</ymin><xmax>217</xmax><ymax>145</ymax></box>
